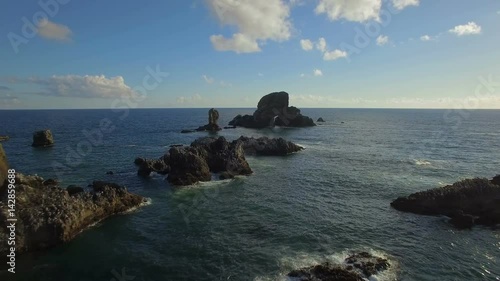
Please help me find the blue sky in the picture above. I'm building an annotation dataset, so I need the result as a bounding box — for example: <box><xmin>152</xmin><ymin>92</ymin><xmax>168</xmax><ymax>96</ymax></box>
<box><xmin>0</xmin><ymin>0</ymin><xmax>499</xmax><ymax>109</ymax></box>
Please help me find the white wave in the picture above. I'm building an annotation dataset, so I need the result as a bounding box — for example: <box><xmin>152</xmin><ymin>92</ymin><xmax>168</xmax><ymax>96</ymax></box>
<box><xmin>255</xmin><ymin>248</ymin><xmax>398</xmax><ymax>281</ymax></box>
<box><xmin>413</xmin><ymin>159</ymin><xmax>432</xmax><ymax>166</ymax></box>
<box><xmin>122</xmin><ymin>197</ymin><xmax>153</xmax><ymax>213</ymax></box>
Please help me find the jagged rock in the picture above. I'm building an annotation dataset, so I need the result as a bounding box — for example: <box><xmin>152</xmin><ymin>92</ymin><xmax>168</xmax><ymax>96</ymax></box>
<box><xmin>317</xmin><ymin>117</ymin><xmax>325</xmax><ymax>122</ymax></box>
<box><xmin>42</xmin><ymin>179</ymin><xmax>58</xmax><ymax>186</ymax></box>
<box><xmin>32</xmin><ymin>129</ymin><xmax>54</xmax><ymax>147</ymax></box>
<box><xmin>166</xmin><ymin>146</ymin><xmax>212</xmax><ymax>186</ymax></box>
<box><xmin>170</xmin><ymin>144</ymin><xmax>184</xmax><ymax>148</ymax></box>
<box><xmin>0</xmin><ymin>174</ymin><xmax>146</xmax><ymax>254</ymax></box>
<box><xmin>195</xmin><ymin>108</ymin><xmax>222</xmax><ymax>132</ymax></box>
<box><xmin>67</xmin><ymin>185</ymin><xmax>84</xmax><ymax>196</ymax></box>
<box><xmin>229</xmin><ymin>92</ymin><xmax>316</xmax><ymax>128</ymax></box>
<box><xmin>391</xmin><ymin>177</ymin><xmax>500</xmax><ymax>228</ymax></box>
<box><xmin>134</xmin><ymin>158</ymin><xmax>170</xmax><ymax>178</ymax></box>
<box><xmin>288</xmin><ymin>252</ymin><xmax>390</xmax><ymax>281</ymax></box>
<box><xmin>135</xmin><ymin>136</ymin><xmax>302</xmax><ymax>186</ymax></box>
<box><xmin>236</xmin><ymin>136</ymin><xmax>303</xmax><ymax>156</ymax></box>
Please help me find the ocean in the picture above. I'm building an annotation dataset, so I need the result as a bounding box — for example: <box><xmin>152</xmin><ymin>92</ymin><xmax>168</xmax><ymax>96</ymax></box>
<box><xmin>0</xmin><ymin>108</ymin><xmax>499</xmax><ymax>281</ymax></box>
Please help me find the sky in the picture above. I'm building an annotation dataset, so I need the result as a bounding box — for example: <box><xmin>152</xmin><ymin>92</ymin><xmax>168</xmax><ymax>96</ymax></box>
<box><xmin>0</xmin><ymin>0</ymin><xmax>499</xmax><ymax>109</ymax></box>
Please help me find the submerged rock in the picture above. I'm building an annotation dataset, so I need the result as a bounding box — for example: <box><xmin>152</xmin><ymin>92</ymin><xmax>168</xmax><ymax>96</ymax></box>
<box><xmin>0</xmin><ymin>174</ymin><xmax>146</xmax><ymax>254</ymax></box>
<box><xmin>229</xmin><ymin>92</ymin><xmax>316</xmax><ymax>128</ymax></box>
<box><xmin>0</xmin><ymin>136</ymin><xmax>9</xmax><ymax>142</ymax></box>
<box><xmin>288</xmin><ymin>252</ymin><xmax>390</xmax><ymax>281</ymax></box>
<box><xmin>391</xmin><ymin>176</ymin><xmax>500</xmax><ymax>228</ymax></box>
<box><xmin>317</xmin><ymin>117</ymin><xmax>325</xmax><ymax>122</ymax></box>
<box><xmin>32</xmin><ymin>129</ymin><xmax>54</xmax><ymax>147</ymax></box>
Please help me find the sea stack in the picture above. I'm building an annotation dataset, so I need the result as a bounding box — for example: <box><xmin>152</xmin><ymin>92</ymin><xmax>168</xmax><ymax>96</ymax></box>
<box><xmin>32</xmin><ymin>129</ymin><xmax>54</xmax><ymax>147</ymax></box>
<box><xmin>196</xmin><ymin>108</ymin><xmax>222</xmax><ymax>132</ymax></box>
<box><xmin>229</xmin><ymin>91</ymin><xmax>316</xmax><ymax>128</ymax></box>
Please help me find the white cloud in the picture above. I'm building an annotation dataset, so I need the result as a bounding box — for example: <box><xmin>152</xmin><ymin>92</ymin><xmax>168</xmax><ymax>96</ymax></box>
<box><xmin>176</xmin><ymin>94</ymin><xmax>203</xmax><ymax>105</ymax></box>
<box><xmin>37</xmin><ymin>19</ymin><xmax>72</xmax><ymax>41</ymax></box>
<box><xmin>300</xmin><ymin>73</ymin><xmax>306</xmax><ymax>78</ymax></box>
<box><xmin>300</xmin><ymin>39</ymin><xmax>314</xmax><ymax>51</ymax></box>
<box><xmin>323</xmin><ymin>49</ymin><xmax>347</xmax><ymax>60</ymax></box>
<box><xmin>315</xmin><ymin>0</ymin><xmax>382</xmax><ymax>22</ymax></box>
<box><xmin>391</xmin><ymin>0</ymin><xmax>419</xmax><ymax>10</ymax></box>
<box><xmin>313</xmin><ymin>69</ymin><xmax>323</xmax><ymax>76</ymax></box>
<box><xmin>449</xmin><ymin>22</ymin><xmax>482</xmax><ymax>36</ymax></box>
<box><xmin>30</xmin><ymin>75</ymin><xmax>136</xmax><ymax>98</ymax></box>
<box><xmin>207</xmin><ymin>0</ymin><xmax>292</xmax><ymax>53</ymax></box>
<box><xmin>202</xmin><ymin>74</ymin><xmax>214</xmax><ymax>84</ymax></box>
<box><xmin>420</xmin><ymin>35</ymin><xmax>431</xmax><ymax>41</ymax></box>
<box><xmin>316</xmin><ymin>37</ymin><xmax>327</xmax><ymax>52</ymax></box>
<box><xmin>376</xmin><ymin>35</ymin><xmax>389</xmax><ymax>46</ymax></box>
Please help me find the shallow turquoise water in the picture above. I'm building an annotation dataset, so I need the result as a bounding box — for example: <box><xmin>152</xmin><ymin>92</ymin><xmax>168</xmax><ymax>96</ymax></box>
<box><xmin>1</xmin><ymin>108</ymin><xmax>499</xmax><ymax>280</ymax></box>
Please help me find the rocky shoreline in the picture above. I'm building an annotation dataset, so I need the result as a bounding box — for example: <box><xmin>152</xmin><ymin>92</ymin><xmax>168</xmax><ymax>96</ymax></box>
<box><xmin>0</xmin><ymin>143</ymin><xmax>147</xmax><ymax>255</ymax></box>
<box><xmin>391</xmin><ymin>176</ymin><xmax>500</xmax><ymax>229</ymax></box>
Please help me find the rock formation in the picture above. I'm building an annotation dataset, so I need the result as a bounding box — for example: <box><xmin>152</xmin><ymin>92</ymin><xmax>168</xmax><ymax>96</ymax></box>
<box><xmin>391</xmin><ymin>176</ymin><xmax>500</xmax><ymax>229</ymax></box>
<box><xmin>181</xmin><ymin>108</ymin><xmax>222</xmax><ymax>133</ymax></box>
<box><xmin>135</xmin><ymin>136</ymin><xmax>303</xmax><ymax>186</ymax></box>
<box><xmin>288</xmin><ymin>252</ymin><xmax>390</xmax><ymax>281</ymax></box>
<box><xmin>32</xmin><ymin>129</ymin><xmax>54</xmax><ymax>147</ymax></box>
<box><xmin>0</xmin><ymin>174</ymin><xmax>146</xmax><ymax>254</ymax></box>
<box><xmin>236</xmin><ymin>136</ymin><xmax>303</xmax><ymax>156</ymax></box>
<box><xmin>317</xmin><ymin>117</ymin><xmax>325</xmax><ymax>122</ymax></box>
<box><xmin>229</xmin><ymin>92</ymin><xmax>316</xmax><ymax>128</ymax></box>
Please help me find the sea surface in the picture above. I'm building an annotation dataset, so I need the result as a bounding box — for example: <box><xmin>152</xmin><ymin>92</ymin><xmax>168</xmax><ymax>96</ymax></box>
<box><xmin>1</xmin><ymin>108</ymin><xmax>499</xmax><ymax>281</ymax></box>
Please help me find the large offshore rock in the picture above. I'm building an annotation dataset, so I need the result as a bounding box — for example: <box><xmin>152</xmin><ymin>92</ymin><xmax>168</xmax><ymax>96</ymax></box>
<box><xmin>32</xmin><ymin>129</ymin><xmax>54</xmax><ymax>147</ymax></box>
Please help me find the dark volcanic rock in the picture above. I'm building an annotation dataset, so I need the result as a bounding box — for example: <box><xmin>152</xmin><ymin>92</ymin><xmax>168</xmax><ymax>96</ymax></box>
<box><xmin>67</xmin><ymin>185</ymin><xmax>84</xmax><ymax>196</ymax></box>
<box><xmin>236</xmin><ymin>136</ymin><xmax>303</xmax><ymax>156</ymax></box>
<box><xmin>32</xmin><ymin>129</ymin><xmax>54</xmax><ymax>147</ymax></box>
<box><xmin>134</xmin><ymin>158</ymin><xmax>170</xmax><ymax>177</ymax></box>
<box><xmin>136</xmin><ymin>136</ymin><xmax>302</xmax><ymax>186</ymax></box>
<box><xmin>391</xmin><ymin>177</ymin><xmax>500</xmax><ymax>228</ymax></box>
<box><xmin>229</xmin><ymin>92</ymin><xmax>316</xmax><ymax>128</ymax></box>
<box><xmin>195</xmin><ymin>108</ymin><xmax>222</xmax><ymax>132</ymax></box>
<box><xmin>288</xmin><ymin>252</ymin><xmax>390</xmax><ymax>281</ymax></box>
<box><xmin>0</xmin><ymin>174</ymin><xmax>146</xmax><ymax>255</ymax></box>
<box><xmin>166</xmin><ymin>146</ymin><xmax>212</xmax><ymax>186</ymax></box>
<box><xmin>317</xmin><ymin>117</ymin><xmax>325</xmax><ymax>122</ymax></box>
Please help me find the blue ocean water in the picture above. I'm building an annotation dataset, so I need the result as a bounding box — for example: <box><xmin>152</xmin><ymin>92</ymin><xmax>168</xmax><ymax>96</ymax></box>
<box><xmin>0</xmin><ymin>108</ymin><xmax>499</xmax><ymax>281</ymax></box>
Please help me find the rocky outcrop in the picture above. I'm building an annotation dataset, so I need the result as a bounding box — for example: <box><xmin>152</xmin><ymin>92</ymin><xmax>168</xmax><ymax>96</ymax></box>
<box><xmin>288</xmin><ymin>252</ymin><xmax>390</xmax><ymax>281</ymax></box>
<box><xmin>236</xmin><ymin>136</ymin><xmax>303</xmax><ymax>156</ymax></box>
<box><xmin>0</xmin><ymin>136</ymin><xmax>9</xmax><ymax>142</ymax></box>
<box><xmin>134</xmin><ymin>157</ymin><xmax>170</xmax><ymax>177</ymax></box>
<box><xmin>181</xmin><ymin>108</ymin><xmax>222</xmax><ymax>133</ymax></box>
<box><xmin>317</xmin><ymin>117</ymin><xmax>325</xmax><ymax>122</ymax></box>
<box><xmin>0</xmin><ymin>174</ymin><xmax>146</xmax><ymax>254</ymax></box>
<box><xmin>229</xmin><ymin>92</ymin><xmax>316</xmax><ymax>128</ymax></box>
<box><xmin>391</xmin><ymin>176</ymin><xmax>500</xmax><ymax>229</ymax></box>
<box><xmin>32</xmin><ymin>129</ymin><xmax>54</xmax><ymax>147</ymax></box>
<box><xmin>135</xmin><ymin>136</ymin><xmax>303</xmax><ymax>186</ymax></box>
